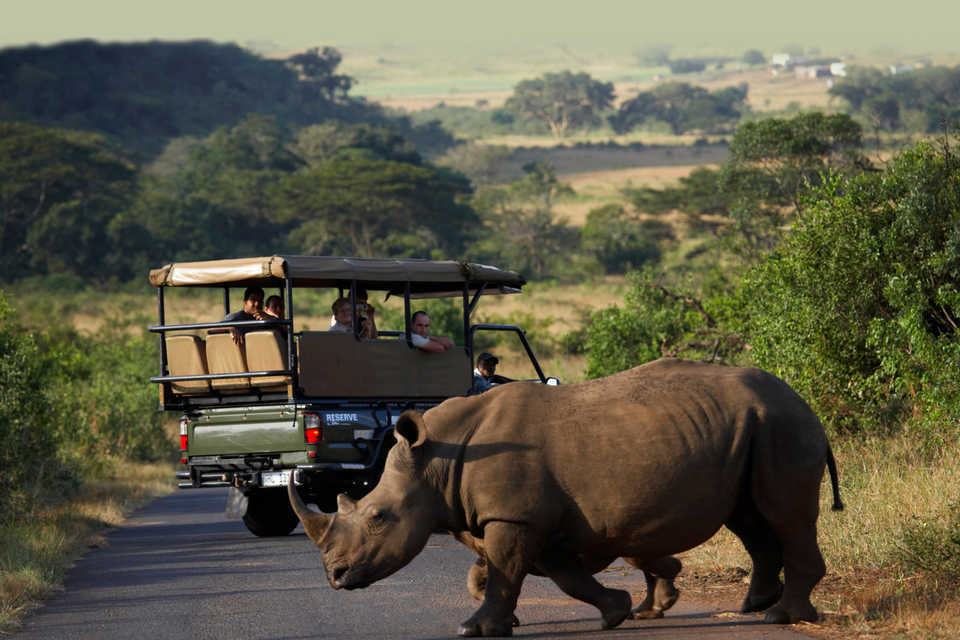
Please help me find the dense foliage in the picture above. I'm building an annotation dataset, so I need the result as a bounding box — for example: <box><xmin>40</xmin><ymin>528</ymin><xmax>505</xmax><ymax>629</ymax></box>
<box><xmin>829</xmin><ymin>65</ymin><xmax>960</xmax><ymax>133</ymax></box>
<box><xmin>0</xmin><ymin>292</ymin><xmax>170</xmax><ymax>523</ymax></box>
<box><xmin>611</xmin><ymin>82</ymin><xmax>748</xmax><ymax>135</ymax></box>
<box><xmin>743</xmin><ymin>139</ymin><xmax>960</xmax><ymax>437</ymax></box>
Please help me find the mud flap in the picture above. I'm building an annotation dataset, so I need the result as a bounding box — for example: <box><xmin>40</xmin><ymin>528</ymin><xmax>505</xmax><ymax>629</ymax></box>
<box><xmin>225</xmin><ymin>486</ymin><xmax>249</xmax><ymax>520</ymax></box>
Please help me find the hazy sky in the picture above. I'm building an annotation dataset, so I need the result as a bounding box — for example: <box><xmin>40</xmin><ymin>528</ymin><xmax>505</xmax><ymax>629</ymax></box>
<box><xmin>3</xmin><ymin>0</ymin><xmax>957</xmax><ymax>53</ymax></box>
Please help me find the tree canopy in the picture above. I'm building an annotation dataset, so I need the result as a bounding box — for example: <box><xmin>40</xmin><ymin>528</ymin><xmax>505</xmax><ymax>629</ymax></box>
<box><xmin>611</xmin><ymin>82</ymin><xmax>748</xmax><ymax>135</ymax></box>
<box><xmin>505</xmin><ymin>71</ymin><xmax>615</xmax><ymax>138</ymax></box>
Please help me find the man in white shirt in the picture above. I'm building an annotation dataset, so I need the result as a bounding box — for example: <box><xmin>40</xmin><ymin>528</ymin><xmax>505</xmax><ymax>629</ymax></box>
<box><xmin>407</xmin><ymin>310</ymin><xmax>454</xmax><ymax>353</ymax></box>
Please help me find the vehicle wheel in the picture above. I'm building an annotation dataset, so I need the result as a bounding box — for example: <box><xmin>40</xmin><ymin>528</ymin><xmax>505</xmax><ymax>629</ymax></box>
<box><xmin>242</xmin><ymin>488</ymin><xmax>300</xmax><ymax>537</ymax></box>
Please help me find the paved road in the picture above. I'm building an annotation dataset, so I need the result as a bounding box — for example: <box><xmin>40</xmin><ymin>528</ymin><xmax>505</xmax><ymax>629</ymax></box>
<box><xmin>16</xmin><ymin>488</ymin><xmax>816</xmax><ymax>639</ymax></box>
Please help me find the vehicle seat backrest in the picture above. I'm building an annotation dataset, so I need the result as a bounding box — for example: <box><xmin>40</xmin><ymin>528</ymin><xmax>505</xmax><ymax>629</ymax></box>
<box><xmin>298</xmin><ymin>332</ymin><xmax>471</xmax><ymax>398</ymax></box>
<box><xmin>244</xmin><ymin>330</ymin><xmax>290</xmax><ymax>392</ymax></box>
<box><xmin>165</xmin><ymin>334</ymin><xmax>210</xmax><ymax>395</ymax></box>
<box><xmin>205</xmin><ymin>332</ymin><xmax>250</xmax><ymax>391</ymax></box>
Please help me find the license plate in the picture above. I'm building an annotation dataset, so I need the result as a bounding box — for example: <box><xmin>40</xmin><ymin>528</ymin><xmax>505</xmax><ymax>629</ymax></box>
<box><xmin>354</xmin><ymin>429</ymin><xmax>374</xmax><ymax>440</ymax></box>
<box><xmin>260</xmin><ymin>471</ymin><xmax>289</xmax><ymax>487</ymax></box>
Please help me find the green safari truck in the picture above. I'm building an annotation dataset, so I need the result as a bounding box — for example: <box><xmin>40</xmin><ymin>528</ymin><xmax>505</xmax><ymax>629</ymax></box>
<box><xmin>149</xmin><ymin>256</ymin><xmax>555</xmax><ymax>536</ymax></box>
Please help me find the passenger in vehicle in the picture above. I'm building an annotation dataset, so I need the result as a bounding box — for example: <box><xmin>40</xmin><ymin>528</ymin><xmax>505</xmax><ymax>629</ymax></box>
<box><xmin>470</xmin><ymin>352</ymin><xmax>512</xmax><ymax>394</ymax></box>
<box><xmin>406</xmin><ymin>310</ymin><xmax>454</xmax><ymax>353</ymax></box>
<box><xmin>220</xmin><ymin>286</ymin><xmax>269</xmax><ymax>345</ymax></box>
<box><xmin>329</xmin><ymin>297</ymin><xmax>377</xmax><ymax>339</ymax></box>
<box><xmin>264</xmin><ymin>295</ymin><xmax>284</xmax><ymax>319</ymax></box>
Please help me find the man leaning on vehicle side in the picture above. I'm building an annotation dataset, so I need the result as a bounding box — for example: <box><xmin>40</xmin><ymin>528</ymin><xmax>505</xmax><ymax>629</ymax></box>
<box><xmin>406</xmin><ymin>310</ymin><xmax>454</xmax><ymax>353</ymax></box>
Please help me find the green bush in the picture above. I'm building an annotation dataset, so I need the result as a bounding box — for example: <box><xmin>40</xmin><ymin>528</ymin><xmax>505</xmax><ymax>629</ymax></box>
<box><xmin>741</xmin><ymin>137</ymin><xmax>960</xmax><ymax>436</ymax></box>
<box><xmin>0</xmin><ymin>293</ymin><xmax>68</xmax><ymax>520</ymax></box>
<box><xmin>0</xmin><ymin>290</ymin><xmax>174</xmax><ymax>523</ymax></box>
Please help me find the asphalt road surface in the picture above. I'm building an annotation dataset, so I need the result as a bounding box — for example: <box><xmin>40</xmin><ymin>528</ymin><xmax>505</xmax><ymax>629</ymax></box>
<box><xmin>15</xmin><ymin>488</ymin><xmax>817</xmax><ymax>639</ymax></box>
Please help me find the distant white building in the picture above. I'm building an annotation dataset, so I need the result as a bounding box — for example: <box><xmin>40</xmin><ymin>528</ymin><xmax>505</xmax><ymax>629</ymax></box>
<box><xmin>794</xmin><ymin>65</ymin><xmax>832</xmax><ymax>80</ymax></box>
<box><xmin>889</xmin><ymin>64</ymin><xmax>914</xmax><ymax>75</ymax></box>
<box><xmin>771</xmin><ymin>53</ymin><xmax>793</xmax><ymax>67</ymax></box>
<box><xmin>830</xmin><ymin>62</ymin><xmax>847</xmax><ymax>77</ymax></box>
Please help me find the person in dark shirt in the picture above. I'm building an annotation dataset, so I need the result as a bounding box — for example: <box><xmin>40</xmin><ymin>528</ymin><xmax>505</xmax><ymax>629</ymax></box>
<box><xmin>221</xmin><ymin>286</ymin><xmax>268</xmax><ymax>345</ymax></box>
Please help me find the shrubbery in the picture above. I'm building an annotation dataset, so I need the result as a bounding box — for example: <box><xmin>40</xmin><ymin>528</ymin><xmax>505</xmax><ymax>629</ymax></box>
<box><xmin>0</xmin><ymin>291</ymin><xmax>173</xmax><ymax>524</ymax></box>
<box><xmin>742</xmin><ymin>139</ymin><xmax>960</xmax><ymax>437</ymax></box>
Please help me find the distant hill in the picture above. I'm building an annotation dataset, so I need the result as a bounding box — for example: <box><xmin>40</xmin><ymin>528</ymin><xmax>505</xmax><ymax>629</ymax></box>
<box><xmin>0</xmin><ymin>40</ymin><xmax>405</xmax><ymax>160</ymax></box>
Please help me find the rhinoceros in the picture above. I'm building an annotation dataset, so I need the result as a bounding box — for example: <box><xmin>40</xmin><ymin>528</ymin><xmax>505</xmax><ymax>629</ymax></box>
<box><xmin>288</xmin><ymin>358</ymin><xmax>842</xmax><ymax>637</ymax></box>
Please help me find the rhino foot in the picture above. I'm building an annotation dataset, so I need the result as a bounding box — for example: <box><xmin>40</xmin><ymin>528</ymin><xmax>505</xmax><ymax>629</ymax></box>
<box><xmin>458</xmin><ymin>615</ymin><xmax>513</xmax><ymax>637</ymax></box>
<box><xmin>600</xmin><ymin>589</ymin><xmax>632</xmax><ymax>630</ymax></box>
<box><xmin>741</xmin><ymin>582</ymin><xmax>783</xmax><ymax>613</ymax></box>
<box><xmin>631</xmin><ymin>608</ymin><xmax>664</xmax><ymax>620</ymax></box>
<box><xmin>763</xmin><ymin>602</ymin><xmax>818</xmax><ymax>625</ymax></box>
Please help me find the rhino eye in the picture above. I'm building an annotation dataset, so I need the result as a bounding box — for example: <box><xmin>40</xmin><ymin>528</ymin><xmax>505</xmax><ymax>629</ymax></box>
<box><xmin>366</xmin><ymin>509</ymin><xmax>389</xmax><ymax>535</ymax></box>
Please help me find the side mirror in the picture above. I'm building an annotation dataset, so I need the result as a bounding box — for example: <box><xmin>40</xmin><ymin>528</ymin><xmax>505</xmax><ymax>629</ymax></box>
<box><xmin>545</xmin><ymin>377</ymin><xmax>560</xmax><ymax>386</ymax></box>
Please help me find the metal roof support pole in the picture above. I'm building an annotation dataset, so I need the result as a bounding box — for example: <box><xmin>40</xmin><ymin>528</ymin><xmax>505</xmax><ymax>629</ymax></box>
<box><xmin>223</xmin><ymin>287</ymin><xmax>230</xmax><ymax>317</ymax></box>
<box><xmin>462</xmin><ymin>283</ymin><xmax>471</xmax><ymax>359</ymax></box>
<box><xmin>285</xmin><ymin>279</ymin><xmax>295</xmax><ymax>374</ymax></box>
<box><xmin>158</xmin><ymin>286</ymin><xmax>167</xmax><ymax>377</ymax></box>
<box><xmin>403</xmin><ymin>281</ymin><xmax>412</xmax><ymax>347</ymax></box>
<box><xmin>349</xmin><ymin>280</ymin><xmax>359</xmax><ymax>338</ymax></box>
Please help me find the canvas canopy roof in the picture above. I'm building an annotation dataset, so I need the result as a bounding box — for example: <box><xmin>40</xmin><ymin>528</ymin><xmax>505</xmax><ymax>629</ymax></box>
<box><xmin>149</xmin><ymin>256</ymin><xmax>526</xmax><ymax>297</ymax></box>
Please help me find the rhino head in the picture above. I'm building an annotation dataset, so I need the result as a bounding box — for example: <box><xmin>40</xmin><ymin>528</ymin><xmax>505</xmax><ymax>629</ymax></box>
<box><xmin>288</xmin><ymin>410</ymin><xmax>444</xmax><ymax>590</ymax></box>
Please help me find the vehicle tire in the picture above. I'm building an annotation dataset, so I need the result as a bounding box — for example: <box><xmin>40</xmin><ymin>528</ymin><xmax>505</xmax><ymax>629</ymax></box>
<box><xmin>242</xmin><ymin>488</ymin><xmax>300</xmax><ymax>537</ymax></box>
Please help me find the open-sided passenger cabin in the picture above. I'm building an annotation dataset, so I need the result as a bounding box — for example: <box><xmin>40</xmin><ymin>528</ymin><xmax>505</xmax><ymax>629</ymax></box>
<box><xmin>149</xmin><ymin>256</ymin><xmax>536</xmax><ymax>408</ymax></box>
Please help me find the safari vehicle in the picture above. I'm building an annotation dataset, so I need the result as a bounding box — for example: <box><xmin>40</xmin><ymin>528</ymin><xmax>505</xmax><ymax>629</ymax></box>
<box><xmin>149</xmin><ymin>256</ymin><xmax>554</xmax><ymax>536</ymax></box>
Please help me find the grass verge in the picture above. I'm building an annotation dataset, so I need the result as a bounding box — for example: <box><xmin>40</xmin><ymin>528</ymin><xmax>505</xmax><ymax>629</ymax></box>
<box><xmin>0</xmin><ymin>461</ymin><xmax>175</xmax><ymax>634</ymax></box>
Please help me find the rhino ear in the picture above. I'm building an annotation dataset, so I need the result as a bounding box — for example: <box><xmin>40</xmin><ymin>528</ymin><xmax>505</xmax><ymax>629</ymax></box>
<box><xmin>395</xmin><ymin>411</ymin><xmax>428</xmax><ymax>450</ymax></box>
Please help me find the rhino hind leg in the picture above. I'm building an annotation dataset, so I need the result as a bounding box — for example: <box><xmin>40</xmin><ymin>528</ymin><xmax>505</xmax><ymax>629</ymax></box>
<box><xmin>538</xmin><ymin>550</ymin><xmax>632</xmax><ymax>630</ymax></box>
<box><xmin>624</xmin><ymin>556</ymin><xmax>681</xmax><ymax>619</ymax></box>
<box><xmin>725</xmin><ymin>498</ymin><xmax>786</xmax><ymax>614</ymax></box>
<box><xmin>762</xmin><ymin>518</ymin><xmax>824</xmax><ymax>624</ymax></box>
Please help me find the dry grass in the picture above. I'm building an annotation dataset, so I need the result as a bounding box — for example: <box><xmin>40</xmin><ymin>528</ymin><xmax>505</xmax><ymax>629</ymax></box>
<box><xmin>0</xmin><ymin>461</ymin><xmax>174</xmax><ymax>633</ymax></box>
<box><xmin>675</xmin><ymin>435</ymin><xmax>960</xmax><ymax>639</ymax></box>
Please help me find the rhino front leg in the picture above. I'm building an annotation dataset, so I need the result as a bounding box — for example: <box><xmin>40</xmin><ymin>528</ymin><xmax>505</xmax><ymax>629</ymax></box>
<box><xmin>467</xmin><ymin>558</ymin><xmax>520</xmax><ymax>627</ymax></box>
<box><xmin>538</xmin><ymin>549</ymin><xmax>632</xmax><ymax>630</ymax></box>
<box><xmin>458</xmin><ymin>522</ymin><xmax>536</xmax><ymax>637</ymax></box>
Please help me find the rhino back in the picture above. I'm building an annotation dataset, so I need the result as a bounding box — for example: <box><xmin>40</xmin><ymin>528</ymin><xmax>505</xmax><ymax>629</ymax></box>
<box><xmin>442</xmin><ymin>358</ymin><xmax>827</xmax><ymax>558</ymax></box>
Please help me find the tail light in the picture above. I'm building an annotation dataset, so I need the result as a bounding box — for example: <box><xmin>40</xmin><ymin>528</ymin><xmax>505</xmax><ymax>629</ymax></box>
<box><xmin>179</xmin><ymin>418</ymin><xmax>188</xmax><ymax>464</ymax></box>
<box><xmin>304</xmin><ymin>413</ymin><xmax>323</xmax><ymax>444</ymax></box>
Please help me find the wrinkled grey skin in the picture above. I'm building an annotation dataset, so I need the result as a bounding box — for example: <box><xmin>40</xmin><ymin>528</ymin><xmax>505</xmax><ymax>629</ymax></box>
<box><xmin>289</xmin><ymin>359</ymin><xmax>842</xmax><ymax>637</ymax></box>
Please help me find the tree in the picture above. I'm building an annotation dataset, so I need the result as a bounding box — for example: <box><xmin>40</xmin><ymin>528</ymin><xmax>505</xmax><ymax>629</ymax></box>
<box><xmin>742</xmin><ymin>136</ymin><xmax>960</xmax><ymax>435</ymax></box>
<box><xmin>505</xmin><ymin>71</ymin><xmax>614</xmax><ymax>138</ymax></box>
<box><xmin>272</xmin><ymin>150</ymin><xmax>476</xmax><ymax>258</ymax></box>
<box><xmin>611</xmin><ymin>82</ymin><xmax>747</xmax><ymax>135</ymax></box>
<box><xmin>286</xmin><ymin>47</ymin><xmax>354</xmax><ymax>101</ymax></box>
<box><xmin>289</xmin><ymin>121</ymin><xmax>420</xmax><ymax>167</ymax></box>
<box><xmin>581</xmin><ymin>204</ymin><xmax>671</xmax><ymax>274</ymax></box>
<box><xmin>743</xmin><ymin>49</ymin><xmax>766</xmax><ymax>66</ymax></box>
<box><xmin>469</xmin><ymin>162</ymin><xmax>582</xmax><ymax>279</ymax></box>
<box><xmin>435</xmin><ymin>142</ymin><xmax>511</xmax><ymax>187</ymax></box>
<box><xmin>0</xmin><ymin>123</ymin><xmax>138</xmax><ymax>280</ymax></box>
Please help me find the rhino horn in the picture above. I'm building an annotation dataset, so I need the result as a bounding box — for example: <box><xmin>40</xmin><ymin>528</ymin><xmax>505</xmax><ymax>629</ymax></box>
<box><xmin>287</xmin><ymin>471</ymin><xmax>333</xmax><ymax>544</ymax></box>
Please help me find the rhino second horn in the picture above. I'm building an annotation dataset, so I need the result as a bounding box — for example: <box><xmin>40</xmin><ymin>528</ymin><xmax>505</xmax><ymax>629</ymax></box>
<box><xmin>287</xmin><ymin>471</ymin><xmax>333</xmax><ymax>544</ymax></box>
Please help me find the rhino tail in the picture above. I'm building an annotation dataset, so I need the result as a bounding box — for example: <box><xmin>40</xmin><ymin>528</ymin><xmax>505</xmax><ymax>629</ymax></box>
<box><xmin>826</xmin><ymin>445</ymin><xmax>843</xmax><ymax>511</ymax></box>
<box><xmin>287</xmin><ymin>471</ymin><xmax>334</xmax><ymax>543</ymax></box>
